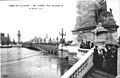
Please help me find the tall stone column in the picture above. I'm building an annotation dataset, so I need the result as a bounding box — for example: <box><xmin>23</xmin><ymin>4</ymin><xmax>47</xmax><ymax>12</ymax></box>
<box><xmin>17</xmin><ymin>30</ymin><xmax>21</xmax><ymax>44</ymax></box>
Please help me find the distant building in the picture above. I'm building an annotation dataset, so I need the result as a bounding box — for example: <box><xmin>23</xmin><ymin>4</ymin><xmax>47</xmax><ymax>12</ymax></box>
<box><xmin>0</xmin><ymin>33</ymin><xmax>11</xmax><ymax>46</ymax></box>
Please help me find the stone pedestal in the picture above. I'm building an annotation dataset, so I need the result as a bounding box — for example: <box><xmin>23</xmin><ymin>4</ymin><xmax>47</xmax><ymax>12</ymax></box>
<box><xmin>58</xmin><ymin>44</ymin><xmax>69</xmax><ymax>58</ymax></box>
<box><xmin>58</xmin><ymin>50</ymin><xmax>63</xmax><ymax>58</ymax></box>
<box><xmin>92</xmin><ymin>23</ymin><xmax>108</xmax><ymax>46</ymax></box>
<box><xmin>94</xmin><ymin>33</ymin><xmax>108</xmax><ymax>46</ymax></box>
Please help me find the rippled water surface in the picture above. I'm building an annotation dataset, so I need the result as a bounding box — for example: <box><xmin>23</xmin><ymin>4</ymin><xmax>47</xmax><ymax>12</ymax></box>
<box><xmin>1</xmin><ymin>48</ymin><xmax>71</xmax><ymax>78</ymax></box>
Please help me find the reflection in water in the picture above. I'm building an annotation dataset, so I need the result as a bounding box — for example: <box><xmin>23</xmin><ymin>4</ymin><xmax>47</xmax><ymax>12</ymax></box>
<box><xmin>57</xmin><ymin>58</ymin><xmax>71</xmax><ymax>76</ymax></box>
<box><xmin>1</xmin><ymin>48</ymin><xmax>72</xmax><ymax>78</ymax></box>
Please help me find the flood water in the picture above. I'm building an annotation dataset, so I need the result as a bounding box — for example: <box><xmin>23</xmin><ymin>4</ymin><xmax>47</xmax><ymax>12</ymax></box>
<box><xmin>0</xmin><ymin>48</ymin><xmax>72</xmax><ymax>78</ymax></box>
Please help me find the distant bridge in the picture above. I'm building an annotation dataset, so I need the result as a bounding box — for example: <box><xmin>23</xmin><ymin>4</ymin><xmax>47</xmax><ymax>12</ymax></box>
<box><xmin>22</xmin><ymin>43</ymin><xmax>72</xmax><ymax>59</ymax></box>
<box><xmin>22</xmin><ymin>43</ymin><xmax>59</xmax><ymax>54</ymax></box>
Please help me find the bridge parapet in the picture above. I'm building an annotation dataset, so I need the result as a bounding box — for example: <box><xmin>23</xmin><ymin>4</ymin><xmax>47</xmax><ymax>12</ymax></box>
<box><xmin>23</xmin><ymin>43</ymin><xmax>58</xmax><ymax>48</ymax></box>
<box><xmin>23</xmin><ymin>43</ymin><xmax>59</xmax><ymax>54</ymax></box>
<box><xmin>61</xmin><ymin>48</ymin><xmax>94</xmax><ymax>78</ymax></box>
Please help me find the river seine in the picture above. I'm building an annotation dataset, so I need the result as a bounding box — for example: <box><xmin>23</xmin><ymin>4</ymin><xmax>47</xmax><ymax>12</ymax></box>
<box><xmin>1</xmin><ymin>48</ymin><xmax>71</xmax><ymax>78</ymax></box>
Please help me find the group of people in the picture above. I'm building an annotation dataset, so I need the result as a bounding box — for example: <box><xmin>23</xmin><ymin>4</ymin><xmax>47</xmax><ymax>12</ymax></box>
<box><xmin>93</xmin><ymin>44</ymin><xmax>118</xmax><ymax>75</ymax></box>
<box><xmin>80</xmin><ymin>40</ymin><xmax>94</xmax><ymax>49</ymax></box>
<box><xmin>79</xmin><ymin>39</ymin><xmax>118</xmax><ymax>75</ymax></box>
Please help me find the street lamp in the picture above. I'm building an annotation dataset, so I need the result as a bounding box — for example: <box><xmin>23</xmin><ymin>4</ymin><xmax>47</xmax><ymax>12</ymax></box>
<box><xmin>59</xmin><ymin>28</ymin><xmax>66</xmax><ymax>44</ymax></box>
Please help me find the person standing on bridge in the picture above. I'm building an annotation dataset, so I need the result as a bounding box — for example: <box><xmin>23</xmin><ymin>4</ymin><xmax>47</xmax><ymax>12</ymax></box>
<box><xmin>106</xmin><ymin>45</ymin><xmax>112</xmax><ymax>72</ymax></box>
<box><xmin>108</xmin><ymin>45</ymin><xmax>117</xmax><ymax>75</ymax></box>
<box><xmin>93</xmin><ymin>46</ymin><xmax>99</xmax><ymax>68</ymax></box>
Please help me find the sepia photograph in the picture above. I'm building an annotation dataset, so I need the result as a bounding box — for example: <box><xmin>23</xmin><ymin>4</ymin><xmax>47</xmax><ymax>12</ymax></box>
<box><xmin>0</xmin><ymin>0</ymin><xmax>120</xmax><ymax>78</ymax></box>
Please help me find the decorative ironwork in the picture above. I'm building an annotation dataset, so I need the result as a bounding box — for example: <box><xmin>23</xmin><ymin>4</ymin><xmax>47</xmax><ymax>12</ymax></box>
<box><xmin>59</xmin><ymin>28</ymin><xmax>66</xmax><ymax>44</ymax></box>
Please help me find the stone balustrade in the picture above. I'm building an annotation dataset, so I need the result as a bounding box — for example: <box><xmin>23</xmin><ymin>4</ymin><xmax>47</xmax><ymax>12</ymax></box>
<box><xmin>61</xmin><ymin>48</ymin><xmax>94</xmax><ymax>78</ymax></box>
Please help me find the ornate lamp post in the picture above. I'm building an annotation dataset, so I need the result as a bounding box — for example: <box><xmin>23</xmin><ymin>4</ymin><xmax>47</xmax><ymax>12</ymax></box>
<box><xmin>59</xmin><ymin>28</ymin><xmax>66</xmax><ymax>44</ymax></box>
<box><xmin>58</xmin><ymin>28</ymin><xmax>66</xmax><ymax>58</ymax></box>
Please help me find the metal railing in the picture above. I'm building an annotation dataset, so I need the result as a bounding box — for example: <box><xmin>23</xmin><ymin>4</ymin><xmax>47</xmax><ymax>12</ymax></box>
<box><xmin>61</xmin><ymin>48</ymin><xmax>94</xmax><ymax>78</ymax></box>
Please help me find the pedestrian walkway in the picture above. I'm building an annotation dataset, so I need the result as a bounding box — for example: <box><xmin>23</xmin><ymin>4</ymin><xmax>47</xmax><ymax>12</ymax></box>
<box><xmin>83</xmin><ymin>66</ymin><xmax>115</xmax><ymax>78</ymax></box>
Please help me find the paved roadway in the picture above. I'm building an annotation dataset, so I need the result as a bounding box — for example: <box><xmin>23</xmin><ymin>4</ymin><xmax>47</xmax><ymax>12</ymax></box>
<box><xmin>0</xmin><ymin>48</ymin><xmax>71</xmax><ymax>78</ymax></box>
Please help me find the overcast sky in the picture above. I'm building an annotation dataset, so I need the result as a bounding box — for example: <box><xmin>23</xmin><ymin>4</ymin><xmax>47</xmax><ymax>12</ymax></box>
<box><xmin>0</xmin><ymin>0</ymin><xmax>119</xmax><ymax>42</ymax></box>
